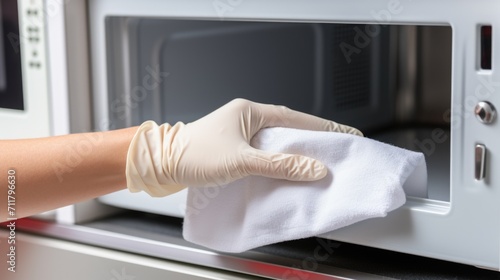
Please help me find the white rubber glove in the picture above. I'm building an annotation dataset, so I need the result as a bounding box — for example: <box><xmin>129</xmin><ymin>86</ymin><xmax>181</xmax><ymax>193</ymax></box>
<box><xmin>126</xmin><ymin>99</ymin><xmax>362</xmax><ymax>197</ymax></box>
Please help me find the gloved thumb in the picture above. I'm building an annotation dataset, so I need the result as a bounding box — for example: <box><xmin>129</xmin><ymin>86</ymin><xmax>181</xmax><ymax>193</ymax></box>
<box><xmin>243</xmin><ymin>148</ymin><xmax>328</xmax><ymax>181</ymax></box>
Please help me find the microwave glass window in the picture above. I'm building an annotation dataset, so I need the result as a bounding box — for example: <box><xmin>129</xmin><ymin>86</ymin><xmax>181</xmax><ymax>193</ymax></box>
<box><xmin>105</xmin><ymin>18</ymin><xmax>451</xmax><ymax>202</ymax></box>
<box><xmin>0</xmin><ymin>0</ymin><xmax>24</xmax><ymax>110</ymax></box>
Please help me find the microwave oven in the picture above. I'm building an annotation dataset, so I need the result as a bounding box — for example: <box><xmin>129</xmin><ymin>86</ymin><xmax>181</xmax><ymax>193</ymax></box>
<box><xmin>0</xmin><ymin>0</ymin><xmax>52</xmax><ymax>138</ymax></box>
<box><xmin>93</xmin><ymin>0</ymin><xmax>499</xmax><ymax>270</ymax></box>
<box><xmin>2</xmin><ymin>0</ymin><xmax>500</xmax><ymax>272</ymax></box>
<box><xmin>0</xmin><ymin>0</ymin><xmax>91</xmax><ymax>139</ymax></box>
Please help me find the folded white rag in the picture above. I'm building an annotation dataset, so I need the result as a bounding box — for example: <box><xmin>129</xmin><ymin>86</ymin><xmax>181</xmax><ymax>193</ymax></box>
<box><xmin>183</xmin><ymin>127</ymin><xmax>427</xmax><ymax>253</ymax></box>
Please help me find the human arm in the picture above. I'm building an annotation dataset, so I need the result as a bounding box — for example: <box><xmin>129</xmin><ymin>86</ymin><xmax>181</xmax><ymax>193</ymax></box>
<box><xmin>0</xmin><ymin>127</ymin><xmax>137</xmax><ymax>221</ymax></box>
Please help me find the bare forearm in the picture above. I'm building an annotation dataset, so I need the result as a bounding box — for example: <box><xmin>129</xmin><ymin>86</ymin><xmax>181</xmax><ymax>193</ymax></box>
<box><xmin>0</xmin><ymin>127</ymin><xmax>138</xmax><ymax>221</ymax></box>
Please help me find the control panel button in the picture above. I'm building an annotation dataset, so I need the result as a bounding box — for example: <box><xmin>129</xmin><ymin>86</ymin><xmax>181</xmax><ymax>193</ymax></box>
<box><xmin>474</xmin><ymin>101</ymin><xmax>496</xmax><ymax>124</ymax></box>
<box><xmin>475</xmin><ymin>144</ymin><xmax>486</xmax><ymax>181</ymax></box>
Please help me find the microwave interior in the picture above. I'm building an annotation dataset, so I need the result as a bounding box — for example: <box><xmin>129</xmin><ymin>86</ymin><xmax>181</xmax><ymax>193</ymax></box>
<box><xmin>104</xmin><ymin>18</ymin><xmax>452</xmax><ymax>203</ymax></box>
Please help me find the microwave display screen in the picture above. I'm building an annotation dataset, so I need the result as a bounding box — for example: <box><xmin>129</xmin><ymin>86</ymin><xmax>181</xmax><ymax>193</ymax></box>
<box><xmin>0</xmin><ymin>0</ymin><xmax>24</xmax><ymax>111</ymax></box>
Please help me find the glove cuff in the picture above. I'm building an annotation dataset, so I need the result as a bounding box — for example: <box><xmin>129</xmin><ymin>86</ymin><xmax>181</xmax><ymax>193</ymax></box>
<box><xmin>125</xmin><ymin>120</ymin><xmax>186</xmax><ymax>197</ymax></box>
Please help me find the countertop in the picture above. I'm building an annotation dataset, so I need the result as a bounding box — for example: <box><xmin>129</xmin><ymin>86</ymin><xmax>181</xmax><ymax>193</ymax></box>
<box><xmin>8</xmin><ymin>211</ymin><xmax>500</xmax><ymax>280</ymax></box>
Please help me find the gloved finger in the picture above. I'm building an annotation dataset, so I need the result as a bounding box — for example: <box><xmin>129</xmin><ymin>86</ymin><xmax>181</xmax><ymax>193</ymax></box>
<box><xmin>242</xmin><ymin>148</ymin><xmax>328</xmax><ymax>181</ymax></box>
<box><xmin>256</xmin><ymin>102</ymin><xmax>363</xmax><ymax>136</ymax></box>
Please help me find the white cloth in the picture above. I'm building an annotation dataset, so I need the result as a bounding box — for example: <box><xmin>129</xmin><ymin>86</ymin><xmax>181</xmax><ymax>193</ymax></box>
<box><xmin>182</xmin><ymin>128</ymin><xmax>427</xmax><ymax>253</ymax></box>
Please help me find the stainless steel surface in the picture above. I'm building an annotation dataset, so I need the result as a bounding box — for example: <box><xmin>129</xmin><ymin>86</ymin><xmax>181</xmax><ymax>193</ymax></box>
<box><xmin>416</xmin><ymin>26</ymin><xmax>452</xmax><ymax>124</ymax></box>
<box><xmin>395</xmin><ymin>26</ymin><xmax>418</xmax><ymax>123</ymax></box>
<box><xmin>475</xmin><ymin>144</ymin><xmax>486</xmax><ymax>181</ymax></box>
<box><xmin>14</xmin><ymin>218</ymin><xmax>387</xmax><ymax>280</ymax></box>
<box><xmin>394</xmin><ymin>26</ymin><xmax>452</xmax><ymax>125</ymax></box>
<box><xmin>0</xmin><ymin>232</ymin><xmax>264</xmax><ymax>280</ymax></box>
<box><xmin>475</xmin><ymin>101</ymin><xmax>496</xmax><ymax>124</ymax></box>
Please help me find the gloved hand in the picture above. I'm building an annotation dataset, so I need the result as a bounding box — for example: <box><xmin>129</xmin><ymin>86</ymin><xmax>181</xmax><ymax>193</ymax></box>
<box><xmin>126</xmin><ymin>98</ymin><xmax>362</xmax><ymax>197</ymax></box>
